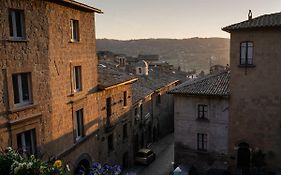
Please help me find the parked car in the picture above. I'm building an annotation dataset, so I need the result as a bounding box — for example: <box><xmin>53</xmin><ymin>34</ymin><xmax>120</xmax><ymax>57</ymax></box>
<box><xmin>135</xmin><ymin>148</ymin><xmax>156</xmax><ymax>165</ymax></box>
<box><xmin>171</xmin><ymin>164</ymin><xmax>198</xmax><ymax>175</ymax></box>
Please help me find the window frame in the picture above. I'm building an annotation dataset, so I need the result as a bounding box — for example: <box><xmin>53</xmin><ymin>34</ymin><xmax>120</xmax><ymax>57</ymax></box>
<box><xmin>9</xmin><ymin>9</ymin><xmax>25</xmax><ymax>40</ymax></box>
<box><xmin>12</xmin><ymin>72</ymin><xmax>32</xmax><ymax>107</ymax></box>
<box><xmin>197</xmin><ymin>133</ymin><xmax>207</xmax><ymax>151</ymax></box>
<box><xmin>123</xmin><ymin>91</ymin><xmax>127</xmax><ymax>107</ymax></box>
<box><xmin>17</xmin><ymin>129</ymin><xmax>37</xmax><ymax>155</ymax></box>
<box><xmin>197</xmin><ymin>104</ymin><xmax>207</xmax><ymax>119</ymax></box>
<box><xmin>240</xmin><ymin>41</ymin><xmax>254</xmax><ymax>66</ymax></box>
<box><xmin>70</xmin><ymin>19</ymin><xmax>80</xmax><ymax>42</ymax></box>
<box><xmin>73</xmin><ymin>66</ymin><xmax>82</xmax><ymax>92</ymax></box>
<box><xmin>138</xmin><ymin>67</ymin><xmax>142</xmax><ymax>74</ymax></box>
<box><xmin>75</xmin><ymin>109</ymin><xmax>84</xmax><ymax>141</ymax></box>
<box><xmin>106</xmin><ymin>97</ymin><xmax>112</xmax><ymax>126</ymax></box>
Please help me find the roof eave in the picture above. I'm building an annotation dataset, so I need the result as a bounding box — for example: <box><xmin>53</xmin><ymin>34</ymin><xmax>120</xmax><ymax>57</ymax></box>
<box><xmin>45</xmin><ymin>0</ymin><xmax>103</xmax><ymax>13</ymax></box>
<box><xmin>98</xmin><ymin>78</ymin><xmax>138</xmax><ymax>90</ymax></box>
<box><xmin>169</xmin><ymin>92</ymin><xmax>230</xmax><ymax>98</ymax></box>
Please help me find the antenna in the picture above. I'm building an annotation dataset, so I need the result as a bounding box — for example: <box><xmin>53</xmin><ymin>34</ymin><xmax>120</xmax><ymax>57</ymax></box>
<box><xmin>248</xmin><ymin>10</ymin><xmax>252</xmax><ymax>20</ymax></box>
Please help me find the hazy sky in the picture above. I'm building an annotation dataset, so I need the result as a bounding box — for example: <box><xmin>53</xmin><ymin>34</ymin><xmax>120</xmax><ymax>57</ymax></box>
<box><xmin>79</xmin><ymin>0</ymin><xmax>281</xmax><ymax>40</ymax></box>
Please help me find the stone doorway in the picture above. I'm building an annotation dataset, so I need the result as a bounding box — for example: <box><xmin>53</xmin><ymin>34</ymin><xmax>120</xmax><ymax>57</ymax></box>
<box><xmin>122</xmin><ymin>152</ymin><xmax>129</xmax><ymax>169</ymax></box>
<box><xmin>74</xmin><ymin>159</ymin><xmax>90</xmax><ymax>175</ymax></box>
<box><xmin>237</xmin><ymin>142</ymin><xmax>250</xmax><ymax>170</ymax></box>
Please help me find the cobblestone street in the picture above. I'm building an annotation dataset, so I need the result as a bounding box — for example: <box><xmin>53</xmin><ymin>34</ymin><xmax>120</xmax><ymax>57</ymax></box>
<box><xmin>123</xmin><ymin>133</ymin><xmax>174</xmax><ymax>175</ymax></box>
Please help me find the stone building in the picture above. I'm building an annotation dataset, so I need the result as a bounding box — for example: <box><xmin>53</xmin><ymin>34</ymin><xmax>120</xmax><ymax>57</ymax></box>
<box><xmin>0</xmin><ymin>0</ymin><xmax>123</xmax><ymax>173</ymax></box>
<box><xmin>97</xmin><ymin>62</ymin><xmax>137</xmax><ymax>168</ymax></box>
<box><xmin>131</xmin><ymin>64</ymin><xmax>181</xmax><ymax>155</ymax></box>
<box><xmin>170</xmin><ymin>71</ymin><xmax>230</xmax><ymax>172</ymax></box>
<box><xmin>222</xmin><ymin>12</ymin><xmax>281</xmax><ymax>172</ymax></box>
<box><xmin>135</xmin><ymin>60</ymin><xmax>149</xmax><ymax>76</ymax></box>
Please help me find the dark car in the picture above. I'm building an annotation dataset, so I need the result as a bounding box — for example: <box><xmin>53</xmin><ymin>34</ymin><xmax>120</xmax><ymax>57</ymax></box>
<box><xmin>135</xmin><ymin>148</ymin><xmax>156</xmax><ymax>165</ymax></box>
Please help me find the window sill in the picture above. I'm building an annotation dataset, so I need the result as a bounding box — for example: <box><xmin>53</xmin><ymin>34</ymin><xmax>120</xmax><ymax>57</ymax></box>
<box><xmin>67</xmin><ymin>90</ymin><xmax>83</xmax><ymax>97</ymax></box>
<box><xmin>123</xmin><ymin>106</ymin><xmax>129</xmax><ymax>109</ymax></box>
<box><xmin>7</xmin><ymin>38</ymin><xmax>28</xmax><ymax>42</ymax></box>
<box><xmin>238</xmin><ymin>64</ymin><xmax>256</xmax><ymax>68</ymax></box>
<box><xmin>196</xmin><ymin>118</ymin><xmax>209</xmax><ymax>122</ymax></box>
<box><xmin>75</xmin><ymin>136</ymin><xmax>83</xmax><ymax>143</ymax></box>
<box><xmin>9</xmin><ymin>103</ymin><xmax>38</xmax><ymax>113</ymax></box>
<box><xmin>69</xmin><ymin>40</ymin><xmax>80</xmax><ymax>43</ymax></box>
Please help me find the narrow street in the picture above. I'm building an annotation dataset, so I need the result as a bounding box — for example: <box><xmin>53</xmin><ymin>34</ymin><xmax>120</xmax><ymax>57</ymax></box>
<box><xmin>123</xmin><ymin>133</ymin><xmax>174</xmax><ymax>175</ymax></box>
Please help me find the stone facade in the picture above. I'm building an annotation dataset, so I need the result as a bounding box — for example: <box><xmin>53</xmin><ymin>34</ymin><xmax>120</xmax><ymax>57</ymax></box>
<box><xmin>97</xmin><ymin>84</ymin><xmax>134</xmax><ymax>168</ymax></box>
<box><xmin>131</xmin><ymin>81</ymin><xmax>178</xmax><ymax>156</ymax></box>
<box><xmin>174</xmin><ymin>95</ymin><xmax>229</xmax><ymax>168</ymax></box>
<box><xmin>170</xmin><ymin>70</ymin><xmax>230</xmax><ymax>173</ymax></box>
<box><xmin>0</xmin><ymin>0</ymin><xmax>137</xmax><ymax>173</ymax></box>
<box><xmin>227</xmin><ymin>29</ymin><xmax>281</xmax><ymax>171</ymax></box>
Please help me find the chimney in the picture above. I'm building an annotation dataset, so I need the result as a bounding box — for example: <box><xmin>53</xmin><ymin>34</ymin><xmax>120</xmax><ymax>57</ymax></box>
<box><xmin>248</xmin><ymin>10</ymin><xmax>252</xmax><ymax>20</ymax></box>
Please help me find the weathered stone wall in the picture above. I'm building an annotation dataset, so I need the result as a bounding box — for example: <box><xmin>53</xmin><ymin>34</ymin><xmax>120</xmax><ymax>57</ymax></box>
<box><xmin>0</xmin><ymin>0</ymin><xmax>103</xmax><ymax>171</ymax></box>
<box><xmin>0</xmin><ymin>0</ymin><xmax>51</xmax><ymax>152</ymax></box>
<box><xmin>229</xmin><ymin>29</ymin><xmax>281</xmax><ymax>170</ymax></box>
<box><xmin>174</xmin><ymin>95</ymin><xmax>229</xmax><ymax>154</ymax></box>
<box><xmin>42</xmin><ymin>1</ymin><xmax>99</xmax><ymax>156</ymax></box>
<box><xmin>153</xmin><ymin>83</ymin><xmax>177</xmax><ymax>138</ymax></box>
<box><xmin>97</xmin><ymin>83</ymin><xmax>134</xmax><ymax>167</ymax></box>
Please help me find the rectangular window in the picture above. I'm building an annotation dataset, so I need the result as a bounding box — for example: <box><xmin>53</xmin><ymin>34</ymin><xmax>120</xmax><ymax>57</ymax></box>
<box><xmin>12</xmin><ymin>73</ymin><xmax>32</xmax><ymax>106</ymax></box>
<box><xmin>17</xmin><ymin>129</ymin><xmax>36</xmax><ymax>155</ymax></box>
<box><xmin>73</xmin><ymin>66</ymin><xmax>82</xmax><ymax>92</ymax></box>
<box><xmin>123</xmin><ymin>123</ymin><xmax>128</xmax><ymax>140</ymax></box>
<box><xmin>71</xmin><ymin>19</ymin><xmax>79</xmax><ymax>42</ymax></box>
<box><xmin>197</xmin><ymin>133</ymin><xmax>207</xmax><ymax>151</ymax></box>
<box><xmin>106</xmin><ymin>97</ymin><xmax>112</xmax><ymax>126</ymax></box>
<box><xmin>134</xmin><ymin>108</ymin><xmax>138</xmax><ymax>116</ymax></box>
<box><xmin>123</xmin><ymin>91</ymin><xmax>127</xmax><ymax>106</ymax></box>
<box><xmin>108</xmin><ymin>134</ymin><xmax>114</xmax><ymax>152</ymax></box>
<box><xmin>198</xmin><ymin>104</ymin><xmax>207</xmax><ymax>119</ymax></box>
<box><xmin>75</xmin><ymin>109</ymin><xmax>84</xmax><ymax>140</ymax></box>
<box><xmin>240</xmin><ymin>41</ymin><xmax>253</xmax><ymax>65</ymax></box>
<box><xmin>9</xmin><ymin>9</ymin><xmax>25</xmax><ymax>39</ymax></box>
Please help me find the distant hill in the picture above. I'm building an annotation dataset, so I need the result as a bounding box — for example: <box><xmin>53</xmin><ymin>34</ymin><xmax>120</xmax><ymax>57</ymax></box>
<box><xmin>96</xmin><ymin>38</ymin><xmax>230</xmax><ymax>73</ymax></box>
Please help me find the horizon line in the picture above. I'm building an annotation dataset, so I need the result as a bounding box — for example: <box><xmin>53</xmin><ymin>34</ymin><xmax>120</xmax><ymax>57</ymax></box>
<box><xmin>96</xmin><ymin>37</ymin><xmax>230</xmax><ymax>41</ymax></box>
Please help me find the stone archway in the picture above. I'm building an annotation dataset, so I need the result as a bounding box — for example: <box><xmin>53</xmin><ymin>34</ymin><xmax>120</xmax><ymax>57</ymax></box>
<box><xmin>237</xmin><ymin>142</ymin><xmax>251</xmax><ymax>169</ymax></box>
<box><xmin>74</xmin><ymin>153</ymin><xmax>92</xmax><ymax>175</ymax></box>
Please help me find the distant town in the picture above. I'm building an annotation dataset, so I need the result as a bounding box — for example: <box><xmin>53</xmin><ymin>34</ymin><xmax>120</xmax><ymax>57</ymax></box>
<box><xmin>0</xmin><ymin>1</ymin><xmax>281</xmax><ymax>175</ymax></box>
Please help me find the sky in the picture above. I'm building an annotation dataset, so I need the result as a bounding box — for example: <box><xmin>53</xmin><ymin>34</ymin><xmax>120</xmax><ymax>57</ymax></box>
<box><xmin>79</xmin><ymin>0</ymin><xmax>281</xmax><ymax>40</ymax></box>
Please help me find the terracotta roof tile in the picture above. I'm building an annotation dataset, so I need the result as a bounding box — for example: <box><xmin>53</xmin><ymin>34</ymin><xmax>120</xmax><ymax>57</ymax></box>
<box><xmin>98</xmin><ymin>62</ymin><xmax>136</xmax><ymax>89</ymax></box>
<box><xmin>169</xmin><ymin>71</ymin><xmax>230</xmax><ymax>97</ymax></box>
<box><xmin>222</xmin><ymin>12</ymin><xmax>281</xmax><ymax>32</ymax></box>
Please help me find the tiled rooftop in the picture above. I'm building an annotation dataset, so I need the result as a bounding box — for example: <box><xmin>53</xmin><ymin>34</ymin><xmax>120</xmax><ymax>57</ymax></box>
<box><xmin>98</xmin><ymin>62</ymin><xmax>137</xmax><ymax>89</ymax></box>
<box><xmin>169</xmin><ymin>71</ymin><xmax>230</xmax><ymax>97</ymax></box>
<box><xmin>132</xmin><ymin>81</ymin><xmax>154</xmax><ymax>103</ymax></box>
<box><xmin>222</xmin><ymin>12</ymin><xmax>281</xmax><ymax>32</ymax></box>
<box><xmin>132</xmin><ymin>67</ymin><xmax>183</xmax><ymax>103</ymax></box>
